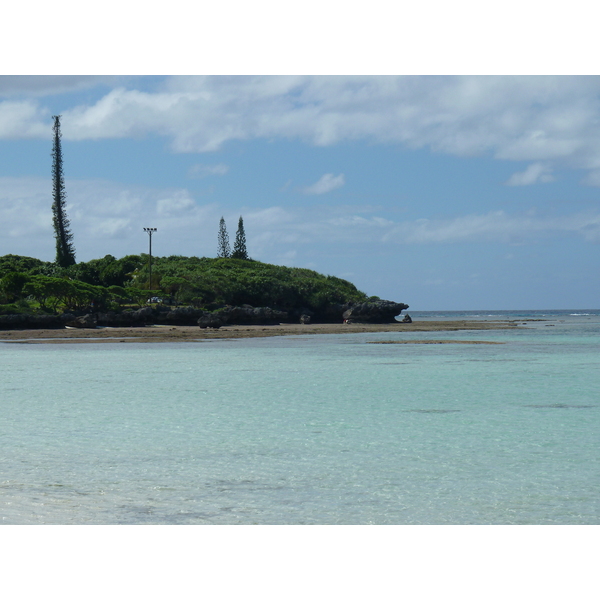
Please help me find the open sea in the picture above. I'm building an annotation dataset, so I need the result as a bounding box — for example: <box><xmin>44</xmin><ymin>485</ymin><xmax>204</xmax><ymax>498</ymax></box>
<box><xmin>1</xmin><ymin>309</ymin><xmax>599</xmax><ymax>525</ymax></box>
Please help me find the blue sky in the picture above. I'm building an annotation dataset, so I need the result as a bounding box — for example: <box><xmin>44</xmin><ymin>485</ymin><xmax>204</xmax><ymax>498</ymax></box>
<box><xmin>1</xmin><ymin>75</ymin><xmax>599</xmax><ymax>310</ymax></box>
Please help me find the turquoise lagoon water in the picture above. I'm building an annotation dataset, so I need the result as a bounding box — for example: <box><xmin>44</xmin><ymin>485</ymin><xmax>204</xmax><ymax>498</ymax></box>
<box><xmin>1</xmin><ymin>310</ymin><xmax>599</xmax><ymax>524</ymax></box>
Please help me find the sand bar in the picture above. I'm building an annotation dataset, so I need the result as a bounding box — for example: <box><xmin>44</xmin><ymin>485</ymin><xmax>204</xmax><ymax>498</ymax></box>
<box><xmin>0</xmin><ymin>319</ymin><xmax>520</xmax><ymax>344</ymax></box>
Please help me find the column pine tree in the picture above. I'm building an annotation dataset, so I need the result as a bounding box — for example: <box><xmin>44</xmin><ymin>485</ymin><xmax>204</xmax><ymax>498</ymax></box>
<box><xmin>217</xmin><ymin>216</ymin><xmax>231</xmax><ymax>258</ymax></box>
<box><xmin>51</xmin><ymin>115</ymin><xmax>76</xmax><ymax>267</ymax></box>
<box><xmin>232</xmin><ymin>216</ymin><xmax>248</xmax><ymax>259</ymax></box>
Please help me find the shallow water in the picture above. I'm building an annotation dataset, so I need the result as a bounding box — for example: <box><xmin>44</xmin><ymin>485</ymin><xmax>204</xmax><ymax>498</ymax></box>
<box><xmin>1</xmin><ymin>310</ymin><xmax>599</xmax><ymax>524</ymax></box>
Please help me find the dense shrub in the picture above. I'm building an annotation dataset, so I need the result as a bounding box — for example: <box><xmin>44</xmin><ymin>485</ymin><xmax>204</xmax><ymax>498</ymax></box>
<box><xmin>0</xmin><ymin>253</ymin><xmax>370</xmax><ymax>316</ymax></box>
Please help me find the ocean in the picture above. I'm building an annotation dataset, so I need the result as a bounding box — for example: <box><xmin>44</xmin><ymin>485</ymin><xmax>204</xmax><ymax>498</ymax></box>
<box><xmin>1</xmin><ymin>309</ymin><xmax>598</xmax><ymax>524</ymax></box>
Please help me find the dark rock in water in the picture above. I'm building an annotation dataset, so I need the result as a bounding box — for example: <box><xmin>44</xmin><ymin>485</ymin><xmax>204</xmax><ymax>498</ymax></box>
<box><xmin>342</xmin><ymin>300</ymin><xmax>409</xmax><ymax>324</ymax></box>
<box><xmin>401</xmin><ymin>313</ymin><xmax>412</xmax><ymax>323</ymax></box>
<box><xmin>65</xmin><ymin>314</ymin><xmax>97</xmax><ymax>328</ymax></box>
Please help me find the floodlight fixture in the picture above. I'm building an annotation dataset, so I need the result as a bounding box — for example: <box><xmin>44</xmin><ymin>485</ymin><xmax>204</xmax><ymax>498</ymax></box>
<box><xmin>143</xmin><ymin>228</ymin><xmax>157</xmax><ymax>291</ymax></box>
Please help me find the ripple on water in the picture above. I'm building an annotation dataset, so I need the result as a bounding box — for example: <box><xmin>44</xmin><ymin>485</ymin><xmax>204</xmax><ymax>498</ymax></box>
<box><xmin>404</xmin><ymin>409</ymin><xmax>462</xmax><ymax>414</ymax></box>
<box><xmin>525</xmin><ymin>404</ymin><xmax>596</xmax><ymax>409</ymax></box>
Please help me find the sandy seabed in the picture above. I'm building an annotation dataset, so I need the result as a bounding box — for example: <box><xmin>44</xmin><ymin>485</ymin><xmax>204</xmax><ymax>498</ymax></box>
<box><xmin>0</xmin><ymin>320</ymin><xmax>520</xmax><ymax>344</ymax></box>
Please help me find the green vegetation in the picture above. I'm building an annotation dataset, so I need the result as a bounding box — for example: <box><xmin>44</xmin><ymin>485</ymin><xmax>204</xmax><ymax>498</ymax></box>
<box><xmin>217</xmin><ymin>216</ymin><xmax>231</xmax><ymax>258</ymax></box>
<box><xmin>0</xmin><ymin>253</ymin><xmax>369</xmax><ymax>317</ymax></box>
<box><xmin>232</xmin><ymin>216</ymin><xmax>248</xmax><ymax>259</ymax></box>
<box><xmin>51</xmin><ymin>115</ymin><xmax>76</xmax><ymax>267</ymax></box>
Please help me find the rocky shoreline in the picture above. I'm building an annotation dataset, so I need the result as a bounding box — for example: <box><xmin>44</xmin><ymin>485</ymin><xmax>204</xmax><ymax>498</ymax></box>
<box><xmin>0</xmin><ymin>299</ymin><xmax>524</xmax><ymax>344</ymax></box>
<box><xmin>0</xmin><ymin>300</ymin><xmax>410</xmax><ymax>330</ymax></box>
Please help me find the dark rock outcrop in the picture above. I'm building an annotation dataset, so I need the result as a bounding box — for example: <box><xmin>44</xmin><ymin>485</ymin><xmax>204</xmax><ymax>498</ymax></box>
<box><xmin>199</xmin><ymin>305</ymin><xmax>289</xmax><ymax>327</ymax></box>
<box><xmin>315</xmin><ymin>303</ymin><xmax>349</xmax><ymax>323</ymax></box>
<box><xmin>0</xmin><ymin>300</ymin><xmax>410</xmax><ymax>330</ymax></box>
<box><xmin>198</xmin><ymin>314</ymin><xmax>224</xmax><ymax>329</ymax></box>
<box><xmin>96</xmin><ymin>307</ymin><xmax>155</xmax><ymax>327</ymax></box>
<box><xmin>65</xmin><ymin>314</ymin><xmax>97</xmax><ymax>328</ymax></box>
<box><xmin>0</xmin><ymin>313</ymin><xmax>74</xmax><ymax>330</ymax></box>
<box><xmin>155</xmin><ymin>306</ymin><xmax>205</xmax><ymax>325</ymax></box>
<box><xmin>342</xmin><ymin>300</ymin><xmax>409</xmax><ymax>324</ymax></box>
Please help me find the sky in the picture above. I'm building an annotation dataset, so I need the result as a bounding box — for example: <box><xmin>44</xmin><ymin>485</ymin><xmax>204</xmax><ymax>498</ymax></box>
<box><xmin>1</xmin><ymin>74</ymin><xmax>599</xmax><ymax>310</ymax></box>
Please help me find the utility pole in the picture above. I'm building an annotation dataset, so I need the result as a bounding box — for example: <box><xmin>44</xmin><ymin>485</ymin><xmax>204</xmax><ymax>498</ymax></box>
<box><xmin>143</xmin><ymin>228</ymin><xmax>157</xmax><ymax>290</ymax></box>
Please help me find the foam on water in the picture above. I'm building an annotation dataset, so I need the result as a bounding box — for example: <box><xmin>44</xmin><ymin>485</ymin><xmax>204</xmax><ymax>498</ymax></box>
<box><xmin>1</xmin><ymin>311</ymin><xmax>599</xmax><ymax>524</ymax></box>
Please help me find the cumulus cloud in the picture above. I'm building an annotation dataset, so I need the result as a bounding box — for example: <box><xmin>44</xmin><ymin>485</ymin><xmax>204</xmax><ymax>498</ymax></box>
<box><xmin>4</xmin><ymin>75</ymin><xmax>600</xmax><ymax>182</ymax></box>
<box><xmin>505</xmin><ymin>162</ymin><xmax>555</xmax><ymax>185</ymax></box>
<box><xmin>188</xmin><ymin>163</ymin><xmax>229</xmax><ymax>178</ymax></box>
<box><xmin>303</xmin><ymin>173</ymin><xmax>345</xmax><ymax>195</ymax></box>
<box><xmin>66</xmin><ymin>76</ymin><xmax>600</xmax><ymax>182</ymax></box>
<box><xmin>0</xmin><ymin>100</ymin><xmax>49</xmax><ymax>138</ymax></box>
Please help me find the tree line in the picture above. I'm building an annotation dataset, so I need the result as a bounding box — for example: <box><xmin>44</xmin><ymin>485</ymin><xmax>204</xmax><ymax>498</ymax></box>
<box><xmin>0</xmin><ymin>252</ymin><xmax>371</xmax><ymax>317</ymax></box>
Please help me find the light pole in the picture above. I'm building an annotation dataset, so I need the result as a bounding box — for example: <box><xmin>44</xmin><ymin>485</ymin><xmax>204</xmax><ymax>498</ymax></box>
<box><xmin>143</xmin><ymin>227</ymin><xmax>157</xmax><ymax>291</ymax></box>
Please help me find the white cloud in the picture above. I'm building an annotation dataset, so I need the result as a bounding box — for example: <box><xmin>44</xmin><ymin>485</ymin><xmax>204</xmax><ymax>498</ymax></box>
<box><xmin>4</xmin><ymin>76</ymin><xmax>600</xmax><ymax>182</ymax></box>
<box><xmin>383</xmin><ymin>211</ymin><xmax>600</xmax><ymax>244</ymax></box>
<box><xmin>0</xmin><ymin>100</ymin><xmax>49</xmax><ymax>138</ymax></box>
<box><xmin>0</xmin><ymin>177</ymin><xmax>219</xmax><ymax>260</ymax></box>
<box><xmin>303</xmin><ymin>173</ymin><xmax>345</xmax><ymax>195</ymax></box>
<box><xmin>244</xmin><ymin>207</ymin><xmax>294</xmax><ymax>228</ymax></box>
<box><xmin>244</xmin><ymin>204</ymin><xmax>600</xmax><ymax>249</ymax></box>
<box><xmin>505</xmin><ymin>162</ymin><xmax>555</xmax><ymax>185</ymax></box>
<box><xmin>3</xmin><ymin>174</ymin><xmax>600</xmax><ymax>267</ymax></box>
<box><xmin>232</xmin><ymin>205</ymin><xmax>600</xmax><ymax>255</ymax></box>
<box><xmin>156</xmin><ymin>193</ymin><xmax>196</xmax><ymax>216</ymax></box>
<box><xmin>88</xmin><ymin>218</ymin><xmax>131</xmax><ymax>238</ymax></box>
<box><xmin>188</xmin><ymin>163</ymin><xmax>229</xmax><ymax>178</ymax></box>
